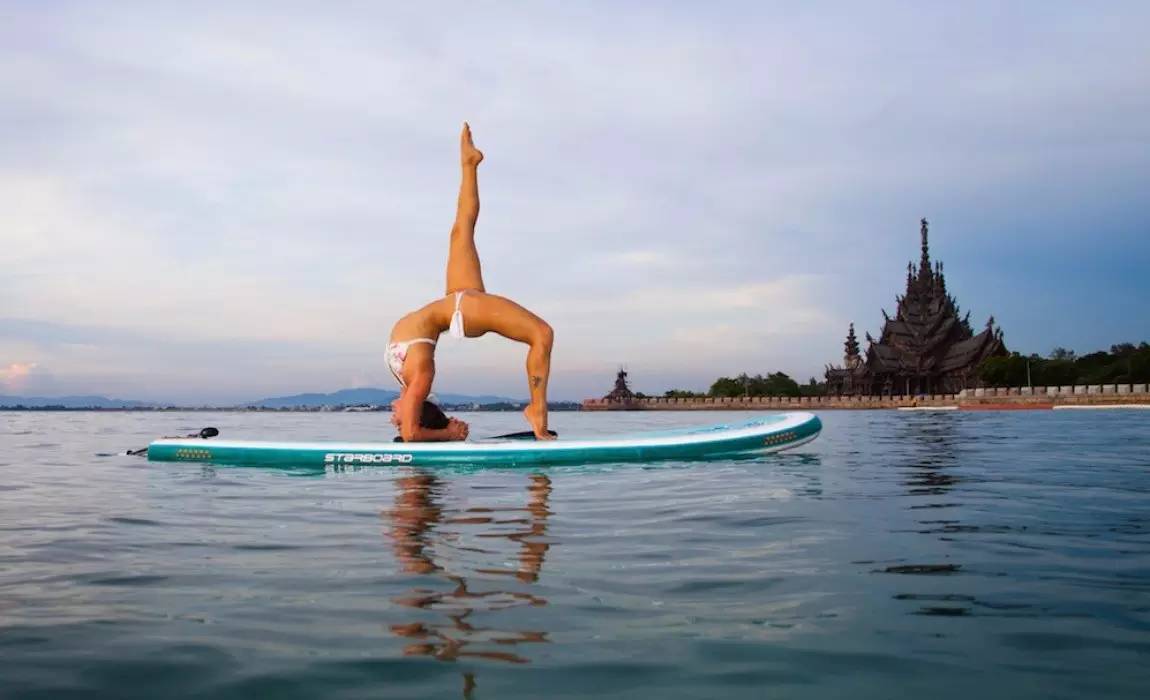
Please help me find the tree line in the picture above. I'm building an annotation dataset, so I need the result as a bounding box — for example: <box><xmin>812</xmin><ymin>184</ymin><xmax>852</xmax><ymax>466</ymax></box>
<box><xmin>641</xmin><ymin>341</ymin><xmax>1148</xmax><ymax>400</ymax></box>
<box><xmin>660</xmin><ymin>372</ymin><xmax>824</xmax><ymax>399</ymax></box>
<box><xmin>979</xmin><ymin>342</ymin><xmax>1150</xmax><ymax>386</ymax></box>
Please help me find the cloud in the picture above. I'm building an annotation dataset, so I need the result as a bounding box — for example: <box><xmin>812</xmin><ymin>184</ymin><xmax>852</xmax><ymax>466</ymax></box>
<box><xmin>542</xmin><ymin>275</ymin><xmax>836</xmax><ymax>334</ymax></box>
<box><xmin>603</xmin><ymin>250</ymin><xmax>679</xmax><ymax>269</ymax></box>
<box><xmin>0</xmin><ymin>362</ymin><xmax>41</xmax><ymax>393</ymax></box>
<box><xmin>1</xmin><ymin>2</ymin><xmax>1148</xmax><ymax>401</ymax></box>
<box><xmin>628</xmin><ymin>277</ymin><xmax>833</xmax><ymax>325</ymax></box>
<box><xmin>1</xmin><ymin>362</ymin><xmax>38</xmax><ymax>379</ymax></box>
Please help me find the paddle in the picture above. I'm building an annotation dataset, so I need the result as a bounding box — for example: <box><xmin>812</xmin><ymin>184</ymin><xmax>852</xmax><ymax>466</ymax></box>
<box><xmin>126</xmin><ymin>427</ymin><xmax>218</xmax><ymax>456</ymax></box>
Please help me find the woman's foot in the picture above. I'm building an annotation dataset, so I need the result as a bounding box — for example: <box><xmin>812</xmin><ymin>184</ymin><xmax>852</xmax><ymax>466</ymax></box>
<box><xmin>524</xmin><ymin>403</ymin><xmax>554</xmax><ymax>440</ymax></box>
<box><xmin>461</xmin><ymin>122</ymin><xmax>484</xmax><ymax>167</ymax></box>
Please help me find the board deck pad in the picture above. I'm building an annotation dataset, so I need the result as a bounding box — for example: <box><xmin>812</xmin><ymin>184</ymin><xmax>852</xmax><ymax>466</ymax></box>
<box><xmin>147</xmin><ymin>412</ymin><xmax>821</xmax><ymax>468</ymax></box>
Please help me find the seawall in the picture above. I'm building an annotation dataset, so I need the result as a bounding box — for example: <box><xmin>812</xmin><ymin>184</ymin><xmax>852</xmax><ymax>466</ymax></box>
<box><xmin>582</xmin><ymin>384</ymin><xmax>1150</xmax><ymax>411</ymax></box>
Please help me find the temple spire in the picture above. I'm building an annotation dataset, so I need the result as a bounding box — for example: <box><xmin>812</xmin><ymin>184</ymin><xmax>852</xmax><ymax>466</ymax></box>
<box><xmin>845</xmin><ymin>323</ymin><xmax>862</xmax><ymax>368</ymax></box>
<box><xmin>919</xmin><ymin>218</ymin><xmax>931</xmax><ymax>281</ymax></box>
<box><xmin>604</xmin><ymin>367</ymin><xmax>636</xmax><ymax>403</ymax></box>
<box><xmin>823</xmin><ymin>217</ymin><xmax>1008</xmax><ymax>397</ymax></box>
<box><xmin>844</xmin><ymin>323</ymin><xmax>860</xmax><ymax>360</ymax></box>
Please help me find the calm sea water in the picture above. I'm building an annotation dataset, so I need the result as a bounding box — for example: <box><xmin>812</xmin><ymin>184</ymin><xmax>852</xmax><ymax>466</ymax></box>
<box><xmin>2</xmin><ymin>409</ymin><xmax>1148</xmax><ymax>699</ymax></box>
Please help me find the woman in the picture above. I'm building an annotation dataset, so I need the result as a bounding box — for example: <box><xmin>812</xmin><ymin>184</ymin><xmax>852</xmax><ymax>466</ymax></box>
<box><xmin>387</xmin><ymin>123</ymin><xmax>555</xmax><ymax>442</ymax></box>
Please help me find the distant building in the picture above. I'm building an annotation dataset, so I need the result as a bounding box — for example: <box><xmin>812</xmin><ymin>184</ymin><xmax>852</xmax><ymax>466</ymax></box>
<box><xmin>602</xmin><ymin>368</ymin><xmax>640</xmax><ymax>408</ymax></box>
<box><xmin>825</xmin><ymin>219</ymin><xmax>1007</xmax><ymax>396</ymax></box>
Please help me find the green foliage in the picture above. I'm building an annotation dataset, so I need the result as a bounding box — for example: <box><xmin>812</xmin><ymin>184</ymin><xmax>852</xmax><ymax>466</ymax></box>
<box><xmin>1040</xmin><ymin>359</ymin><xmax>1078</xmax><ymax>386</ymax></box>
<box><xmin>1130</xmin><ymin>349</ymin><xmax>1150</xmax><ymax>381</ymax></box>
<box><xmin>978</xmin><ymin>353</ymin><xmax>1030</xmax><ymax>386</ymax></box>
<box><xmin>709</xmin><ymin>376</ymin><xmax>745</xmax><ymax>397</ymax></box>
<box><xmin>800</xmin><ymin>377</ymin><xmax>826</xmax><ymax>397</ymax></box>
<box><xmin>979</xmin><ymin>342</ymin><xmax>1150</xmax><ymax>386</ymax></box>
<box><xmin>708</xmin><ymin>372</ymin><xmax>802</xmax><ymax>398</ymax></box>
<box><xmin>663</xmin><ymin>389</ymin><xmax>704</xmax><ymax>398</ymax></box>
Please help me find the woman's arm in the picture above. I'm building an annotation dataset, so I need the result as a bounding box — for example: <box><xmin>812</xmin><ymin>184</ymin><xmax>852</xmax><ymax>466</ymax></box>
<box><xmin>398</xmin><ymin>370</ymin><xmax>434</xmax><ymax>442</ymax></box>
<box><xmin>397</xmin><ymin>355</ymin><xmax>468</xmax><ymax>442</ymax></box>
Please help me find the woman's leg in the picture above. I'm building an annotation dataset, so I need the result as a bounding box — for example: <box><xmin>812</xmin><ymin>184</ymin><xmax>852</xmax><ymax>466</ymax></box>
<box><xmin>522</xmin><ymin>327</ymin><xmax>554</xmax><ymax>440</ymax></box>
<box><xmin>462</xmin><ymin>293</ymin><xmax>554</xmax><ymax>439</ymax></box>
<box><xmin>446</xmin><ymin>123</ymin><xmax>486</xmax><ymax>294</ymax></box>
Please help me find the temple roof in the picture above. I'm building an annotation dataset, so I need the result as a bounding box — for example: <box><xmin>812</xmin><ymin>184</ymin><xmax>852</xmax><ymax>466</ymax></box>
<box><xmin>938</xmin><ymin>327</ymin><xmax>1002</xmax><ymax>373</ymax></box>
<box><xmin>826</xmin><ymin>219</ymin><xmax>1007</xmax><ymax>390</ymax></box>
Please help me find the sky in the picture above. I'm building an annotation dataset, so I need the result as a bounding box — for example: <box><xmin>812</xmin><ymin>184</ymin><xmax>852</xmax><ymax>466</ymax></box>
<box><xmin>2</xmin><ymin>1</ymin><xmax>1148</xmax><ymax>403</ymax></box>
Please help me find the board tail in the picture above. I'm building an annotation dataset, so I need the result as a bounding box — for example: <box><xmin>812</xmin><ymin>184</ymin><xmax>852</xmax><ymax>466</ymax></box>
<box><xmin>127</xmin><ymin>427</ymin><xmax>218</xmax><ymax>456</ymax></box>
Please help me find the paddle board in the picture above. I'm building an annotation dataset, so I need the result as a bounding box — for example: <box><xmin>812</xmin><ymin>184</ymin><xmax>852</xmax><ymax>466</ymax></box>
<box><xmin>147</xmin><ymin>412</ymin><xmax>821</xmax><ymax>468</ymax></box>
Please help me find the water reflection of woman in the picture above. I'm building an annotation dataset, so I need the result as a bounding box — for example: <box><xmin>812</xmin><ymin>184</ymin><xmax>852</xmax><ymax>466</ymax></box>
<box><xmin>383</xmin><ymin>470</ymin><xmax>552</xmax><ymax>672</ymax></box>
<box><xmin>389</xmin><ymin>472</ymin><xmax>442</xmax><ymax>575</ymax></box>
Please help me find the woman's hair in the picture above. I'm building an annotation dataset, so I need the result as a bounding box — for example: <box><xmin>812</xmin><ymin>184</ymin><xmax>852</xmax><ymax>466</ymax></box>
<box><xmin>394</xmin><ymin>400</ymin><xmax>450</xmax><ymax>442</ymax></box>
<box><xmin>419</xmin><ymin>400</ymin><xmax>450</xmax><ymax>429</ymax></box>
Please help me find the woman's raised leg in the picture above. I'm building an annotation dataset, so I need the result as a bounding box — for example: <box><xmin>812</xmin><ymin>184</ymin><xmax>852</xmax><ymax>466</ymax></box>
<box><xmin>446</xmin><ymin>123</ymin><xmax>486</xmax><ymax>294</ymax></box>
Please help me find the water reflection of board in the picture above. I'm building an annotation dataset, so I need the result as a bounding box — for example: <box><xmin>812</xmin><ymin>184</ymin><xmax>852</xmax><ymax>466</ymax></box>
<box><xmin>147</xmin><ymin>413</ymin><xmax>822</xmax><ymax>468</ymax></box>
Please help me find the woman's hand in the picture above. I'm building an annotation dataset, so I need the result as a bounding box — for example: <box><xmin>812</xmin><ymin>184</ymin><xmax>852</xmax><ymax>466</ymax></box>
<box><xmin>446</xmin><ymin>418</ymin><xmax>470</xmax><ymax>441</ymax></box>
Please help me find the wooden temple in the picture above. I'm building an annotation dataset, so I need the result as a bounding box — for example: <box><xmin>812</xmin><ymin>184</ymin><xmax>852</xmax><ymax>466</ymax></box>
<box><xmin>599</xmin><ymin>368</ymin><xmax>642</xmax><ymax>408</ymax></box>
<box><xmin>825</xmin><ymin>219</ymin><xmax>1007</xmax><ymax>396</ymax></box>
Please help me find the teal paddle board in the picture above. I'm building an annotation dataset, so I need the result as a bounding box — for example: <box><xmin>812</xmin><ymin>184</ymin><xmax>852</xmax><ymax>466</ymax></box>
<box><xmin>147</xmin><ymin>412</ymin><xmax>821</xmax><ymax>468</ymax></box>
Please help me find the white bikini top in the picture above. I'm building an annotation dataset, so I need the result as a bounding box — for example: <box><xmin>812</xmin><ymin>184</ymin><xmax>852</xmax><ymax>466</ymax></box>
<box><xmin>387</xmin><ymin>292</ymin><xmax>467</xmax><ymax>388</ymax></box>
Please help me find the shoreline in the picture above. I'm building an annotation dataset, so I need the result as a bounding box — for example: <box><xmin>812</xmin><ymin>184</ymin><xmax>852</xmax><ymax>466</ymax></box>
<box><xmin>584</xmin><ymin>384</ymin><xmax>1150</xmax><ymax>411</ymax></box>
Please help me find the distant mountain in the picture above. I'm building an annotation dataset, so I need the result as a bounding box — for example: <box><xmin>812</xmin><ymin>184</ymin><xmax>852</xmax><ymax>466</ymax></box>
<box><xmin>247</xmin><ymin>387</ymin><xmax>397</xmax><ymax>409</ymax></box>
<box><xmin>0</xmin><ymin>387</ymin><xmax>524</xmax><ymax>410</ymax></box>
<box><xmin>246</xmin><ymin>387</ymin><xmax>522</xmax><ymax>408</ymax></box>
<box><xmin>0</xmin><ymin>394</ymin><xmax>154</xmax><ymax>409</ymax></box>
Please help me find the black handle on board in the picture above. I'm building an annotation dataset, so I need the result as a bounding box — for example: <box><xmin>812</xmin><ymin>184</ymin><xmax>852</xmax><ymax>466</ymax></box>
<box><xmin>126</xmin><ymin>426</ymin><xmax>219</xmax><ymax>456</ymax></box>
